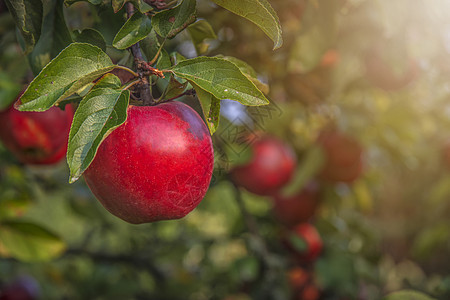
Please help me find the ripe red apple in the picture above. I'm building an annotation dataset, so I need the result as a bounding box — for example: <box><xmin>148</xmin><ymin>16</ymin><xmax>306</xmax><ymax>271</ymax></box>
<box><xmin>0</xmin><ymin>96</ymin><xmax>73</xmax><ymax>165</ymax></box>
<box><xmin>272</xmin><ymin>181</ymin><xmax>320</xmax><ymax>227</ymax></box>
<box><xmin>230</xmin><ymin>136</ymin><xmax>297</xmax><ymax>196</ymax></box>
<box><xmin>317</xmin><ymin>129</ymin><xmax>363</xmax><ymax>183</ymax></box>
<box><xmin>284</xmin><ymin>223</ymin><xmax>323</xmax><ymax>262</ymax></box>
<box><xmin>83</xmin><ymin>101</ymin><xmax>214</xmax><ymax>224</ymax></box>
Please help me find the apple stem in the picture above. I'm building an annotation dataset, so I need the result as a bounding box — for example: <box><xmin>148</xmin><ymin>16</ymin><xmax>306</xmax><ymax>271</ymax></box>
<box><xmin>126</xmin><ymin>3</ymin><xmax>154</xmax><ymax>106</ymax></box>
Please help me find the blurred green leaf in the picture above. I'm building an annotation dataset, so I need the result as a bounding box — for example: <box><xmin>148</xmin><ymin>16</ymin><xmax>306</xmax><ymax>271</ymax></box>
<box><xmin>113</xmin><ymin>11</ymin><xmax>152</xmax><ymax>50</ymax></box>
<box><xmin>67</xmin><ymin>74</ymin><xmax>130</xmax><ymax>183</ymax></box>
<box><xmin>27</xmin><ymin>0</ymin><xmax>73</xmax><ymax>75</ymax></box>
<box><xmin>152</xmin><ymin>0</ymin><xmax>196</xmax><ymax>39</ymax></box>
<box><xmin>412</xmin><ymin>223</ymin><xmax>450</xmax><ymax>259</ymax></box>
<box><xmin>281</xmin><ymin>145</ymin><xmax>325</xmax><ymax>196</ymax></box>
<box><xmin>187</xmin><ymin>19</ymin><xmax>217</xmax><ymax>55</ymax></box>
<box><xmin>288</xmin><ymin>27</ymin><xmax>327</xmax><ymax>74</ymax></box>
<box><xmin>383</xmin><ymin>290</ymin><xmax>436</xmax><ymax>300</ymax></box>
<box><xmin>0</xmin><ymin>72</ymin><xmax>22</xmax><ymax>111</ymax></box>
<box><xmin>4</xmin><ymin>0</ymin><xmax>43</xmax><ymax>54</ymax></box>
<box><xmin>64</xmin><ymin>0</ymin><xmax>102</xmax><ymax>5</ymax></box>
<box><xmin>18</xmin><ymin>43</ymin><xmax>115</xmax><ymax>111</ymax></box>
<box><xmin>0</xmin><ymin>220</ymin><xmax>66</xmax><ymax>262</ymax></box>
<box><xmin>211</xmin><ymin>0</ymin><xmax>282</xmax><ymax>49</ymax></box>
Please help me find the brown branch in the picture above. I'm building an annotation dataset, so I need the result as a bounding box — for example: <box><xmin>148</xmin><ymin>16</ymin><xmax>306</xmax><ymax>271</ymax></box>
<box><xmin>125</xmin><ymin>3</ymin><xmax>153</xmax><ymax>106</ymax></box>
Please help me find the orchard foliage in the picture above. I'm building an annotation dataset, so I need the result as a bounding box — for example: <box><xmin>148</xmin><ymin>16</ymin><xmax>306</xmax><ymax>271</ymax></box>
<box><xmin>0</xmin><ymin>0</ymin><xmax>450</xmax><ymax>299</ymax></box>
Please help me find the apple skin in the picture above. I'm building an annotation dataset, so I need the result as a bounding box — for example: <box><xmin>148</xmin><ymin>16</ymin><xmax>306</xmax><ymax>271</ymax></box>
<box><xmin>272</xmin><ymin>182</ymin><xmax>320</xmax><ymax>227</ymax></box>
<box><xmin>317</xmin><ymin>129</ymin><xmax>363</xmax><ymax>183</ymax></box>
<box><xmin>284</xmin><ymin>223</ymin><xmax>323</xmax><ymax>262</ymax></box>
<box><xmin>83</xmin><ymin>101</ymin><xmax>214</xmax><ymax>224</ymax></box>
<box><xmin>230</xmin><ymin>136</ymin><xmax>297</xmax><ymax>196</ymax></box>
<box><xmin>0</xmin><ymin>101</ymin><xmax>73</xmax><ymax>165</ymax></box>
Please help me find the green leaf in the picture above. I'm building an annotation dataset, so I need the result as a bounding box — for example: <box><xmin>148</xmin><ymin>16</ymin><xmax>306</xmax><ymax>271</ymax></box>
<box><xmin>171</xmin><ymin>57</ymin><xmax>269</xmax><ymax>106</ymax></box>
<box><xmin>160</xmin><ymin>76</ymin><xmax>187</xmax><ymax>101</ymax></box>
<box><xmin>67</xmin><ymin>74</ymin><xmax>130</xmax><ymax>183</ymax></box>
<box><xmin>0</xmin><ymin>72</ymin><xmax>22</xmax><ymax>111</ymax></box>
<box><xmin>211</xmin><ymin>0</ymin><xmax>282</xmax><ymax>50</ymax></box>
<box><xmin>217</xmin><ymin>55</ymin><xmax>269</xmax><ymax>94</ymax></box>
<box><xmin>112</xmin><ymin>0</ymin><xmax>152</xmax><ymax>13</ymax></box>
<box><xmin>383</xmin><ymin>290</ymin><xmax>436</xmax><ymax>300</ymax></box>
<box><xmin>27</xmin><ymin>0</ymin><xmax>73</xmax><ymax>75</ymax></box>
<box><xmin>18</xmin><ymin>43</ymin><xmax>115</xmax><ymax>112</ymax></box>
<box><xmin>4</xmin><ymin>0</ymin><xmax>43</xmax><ymax>54</ymax></box>
<box><xmin>288</xmin><ymin>27</ymin><xmax>328</xmax><ymax>74</ymax></box>
<box><xmin>156</xmin><ymin>48</ymin><xmax>172</xmax><ymax>70</ymax></box>
<box><xmin>0</xmin><ymin>221</ymin><xmax>66</xmax><ymax>262</ymax></box>
<box><xmin>281</xmin><ymin>145</ymin><xmax>325</xmax><ymax>197</ymax></box>
<box><xmin>191</xmin><ymin>82</ymin><xmax>220</xmax><ymax>135</ymax></box>
<box><xmin>187</xmin><ymin>19</ymin><xmax>217</xmax><ymax>55</ymax></box>
<box><xmin>64</xmin><ymin>0</ymin><xmax>102</xmax><ymax>5</ymax></box>
<box><xmin>140</xmin><ymin>30</ymin><xmax>160</xmax><ymax>62</ymax></box>
<box><xmin>289</xmin><ymin>233</ymin><xmax>307</xmax><ymax>252</ymax></box>
<box><xmin>113</xmin><ymin>11</ymin><xmax>152</xmax><ymax>50</ymax></box>
<box><xmin>73</xmin><ymin>28</ymin><xmax>106</xmax><ymax>52</ymax></box>
<box><xmin>152</xmin><ymin>0</ymin><xmax>196</xmax><ymax>39</ymax></box>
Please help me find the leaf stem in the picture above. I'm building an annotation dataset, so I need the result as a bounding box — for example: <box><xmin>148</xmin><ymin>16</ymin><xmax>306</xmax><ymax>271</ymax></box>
<box><xmin>122</xmin><ymin>78</ymin><xmax>141</xmax><ymax>91</ymax></box>
<box><xmin>155</xmin><ymin>89</ymin><xmax>196</xmax><ymax>104</ymax></box>
<box><xmin>114</xmin><ymin>65</ymin><xmax>139</xmax><ymax>78</ymax></box>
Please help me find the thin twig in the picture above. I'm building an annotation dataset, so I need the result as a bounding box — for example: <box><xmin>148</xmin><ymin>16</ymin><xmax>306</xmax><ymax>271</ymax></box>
<box><xmin>155</xmin><ymin>89</ymin><xmax>196</xmax><ymax>104</ymax></box>
<box><xmin>114</xmin><ymin>65</ymin><xmax>139</xmax><ymax>78</ymax></box>
<box><xmin>123</xmin><ymin>78</ymin><xmax>142</xmax><ymax>91</ymax></box>
<box><xmin>126</xmin><ymin>3</ymin><xmax>153</xmax><ymax>106</ymax></box>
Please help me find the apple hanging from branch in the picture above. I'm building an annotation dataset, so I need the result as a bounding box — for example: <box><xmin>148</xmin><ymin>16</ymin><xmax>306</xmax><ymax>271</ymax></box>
<box><xmin>0</xmin><ymin>94</ymin><xmax>73</xmax><ymax>165</ymax></box>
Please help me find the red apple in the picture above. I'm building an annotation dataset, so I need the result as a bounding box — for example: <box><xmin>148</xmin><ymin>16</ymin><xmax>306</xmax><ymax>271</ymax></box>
<box><xmin>317</xmin><ymin>129</ymin><xmax>363</xmax><ymax>183</ymax></box>
<box><xmin>230</xmin><ymin>136</ymin><xmax>297</xmax><ymax>196</ymax></box>
<box><xmin>83</xmin><ymin>101</ymin><xmax>214</xmax><ymax>224</ymax></box>
<box><xmin>272</xmin><ymin>182</ymin><xmax>320</xmax><ymax>227</ymax></box>
<box><xmin>284</xmin><ymin>223</ymin><xmax>323</xmax><ymax>262</ymax></box>
<box><xmin>0</xmin><ymin>96</ymin><xmax>73</xmax><ymax>165</ymax></box>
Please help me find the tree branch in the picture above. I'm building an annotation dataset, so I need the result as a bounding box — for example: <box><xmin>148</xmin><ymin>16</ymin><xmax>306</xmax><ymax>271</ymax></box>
<box><xmin>125</xmin><ymin>3</ymin><xmax>153</xmax><ymax>106</ymax></box>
